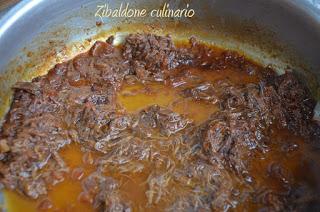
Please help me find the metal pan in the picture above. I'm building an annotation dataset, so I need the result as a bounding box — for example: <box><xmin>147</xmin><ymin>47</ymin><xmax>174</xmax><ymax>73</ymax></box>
<box><xmin>0</xmin><ymin>0</ymin><xmax>320</xmax><ymax>210</ymax></box>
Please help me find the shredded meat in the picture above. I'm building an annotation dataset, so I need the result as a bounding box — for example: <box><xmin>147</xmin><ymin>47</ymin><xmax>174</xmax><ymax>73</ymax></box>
<box><xmin>0</xmin><ymin>33</ymin><xmax>319</xmax><ymax>211</ymax></box>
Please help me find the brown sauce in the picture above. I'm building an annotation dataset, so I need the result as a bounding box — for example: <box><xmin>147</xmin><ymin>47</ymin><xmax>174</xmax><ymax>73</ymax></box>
<box><xmin>1</xmin><ymin>34</ymin><xmax>320</xmax><ymax>211</ymax></box>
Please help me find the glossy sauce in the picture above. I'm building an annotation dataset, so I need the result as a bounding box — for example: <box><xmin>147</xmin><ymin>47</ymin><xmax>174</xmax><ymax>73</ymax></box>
<box><xmin>3</xmin><ymin>35</ymin><xmax>320</xmax><ymax>212</ymax></box>
<box><xmin>4</xmin><ymin>65</ymin><xmax>318</xmax><ymax>212</ymax></box>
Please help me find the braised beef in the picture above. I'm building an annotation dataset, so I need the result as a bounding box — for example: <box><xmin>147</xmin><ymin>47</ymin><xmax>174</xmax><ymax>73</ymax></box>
<box><xmin>134</xmin><ymin>105</ymin><xmax>192</xmax><ymax>137</ymax></box>
<box><xmin>82</xmin><ymin>172</ymin><xmax>131</xmax><ymax>212</ymax></box>
<box><xmin>0</xmin><ymin>33</ymin><xmax>319</xmax><ymax>211</ymax></box>
<box><xmin>123</xmin><ymin>34</ymin><xmax>193</xmax><ymax>81</ymax></box>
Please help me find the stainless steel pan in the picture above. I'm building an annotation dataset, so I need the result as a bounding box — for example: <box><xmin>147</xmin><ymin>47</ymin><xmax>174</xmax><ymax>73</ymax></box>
<box><xmin>0</xmin><ymin>0</ymin><xmax>320</xmax><ymax>210</ymax></box>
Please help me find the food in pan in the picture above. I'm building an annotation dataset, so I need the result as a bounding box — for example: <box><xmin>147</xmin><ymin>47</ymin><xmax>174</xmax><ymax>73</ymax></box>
<box><xmin>0</xmin><ymin>34</ymin><xmax>319</xmax><ymax>211</ymax></box>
